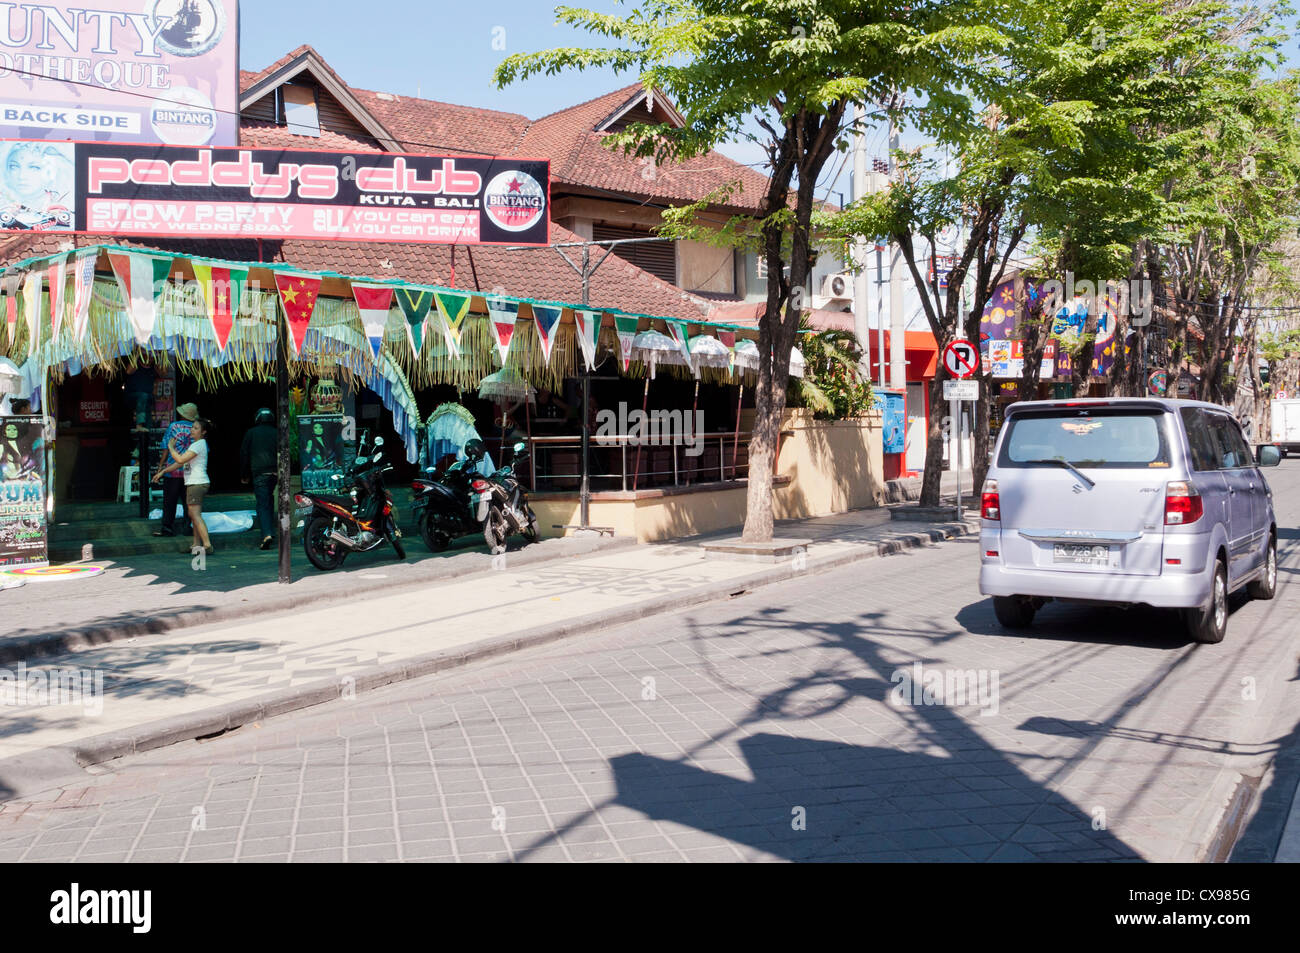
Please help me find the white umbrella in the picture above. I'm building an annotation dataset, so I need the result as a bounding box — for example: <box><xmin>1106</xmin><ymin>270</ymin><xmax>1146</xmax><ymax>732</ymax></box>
<box><xmin>790</xmin><ymin>346</ymin><xmax>806</xmax><ymax>379</ymax></box>
<box><xmin>688</xmin><ymin>334</ymin><xmax>731</xmax><ymax>369</ymax></box>
<box><xmin>632</xmin><ymin>329</ymin><xmax>689</xmax><ymax>379</ymax></box>
<box><xmin>733</xmin><ymin>339</ymin><xmax>760</xmax><ymax>373</ymax></box>
<box><xmin>477</xmin><ymin>368</ymin><xmax>536</xmax><ymax>404</ymax></box>
<box><xmin>0</xmin><ymin>357</ymin><xmax>22</xmax><ymax>396</ymax></box>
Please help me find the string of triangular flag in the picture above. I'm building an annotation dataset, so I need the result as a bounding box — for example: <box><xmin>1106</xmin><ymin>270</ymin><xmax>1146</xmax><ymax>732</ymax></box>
<box><xmin>573</xmin><ymin>309</ymin><xmax>602</xmax><ymax>372</ymax></box>
<box><xmin>487</xmin><ymin>297</ymin><xmax>519</xmax><ymax>365</ymax></box>
<box><xmin>433</xmin><ymin>290</ymin><xmax>472</xmax><ymax>359</ymax></box>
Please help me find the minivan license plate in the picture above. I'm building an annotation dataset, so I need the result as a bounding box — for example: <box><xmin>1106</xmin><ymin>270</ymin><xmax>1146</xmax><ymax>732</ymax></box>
<box><xmin>1053</xmin><ymin>543</ymin><xmax>1110</xmax><ymax>566</ymax></box>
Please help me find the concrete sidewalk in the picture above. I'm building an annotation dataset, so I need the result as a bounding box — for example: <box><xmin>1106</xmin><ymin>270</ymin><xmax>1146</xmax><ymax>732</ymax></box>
<box><xmin>0</xmin><ymin>508</ymin><xmax>975</xmax><ymax>798</ymax></box>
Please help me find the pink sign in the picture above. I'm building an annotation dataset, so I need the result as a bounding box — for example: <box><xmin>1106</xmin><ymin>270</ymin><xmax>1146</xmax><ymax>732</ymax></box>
<box><xmin>0</xmin><ymin>1</ymin><xmax>239</xmax><ymax>148</ymax></box>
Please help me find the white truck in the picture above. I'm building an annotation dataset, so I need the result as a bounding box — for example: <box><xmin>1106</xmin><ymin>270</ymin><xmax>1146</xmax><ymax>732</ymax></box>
<box><xmin>1271</xmin><ymin>399</ymin><xmax>1300</xmax><ymax>457</ymax></box>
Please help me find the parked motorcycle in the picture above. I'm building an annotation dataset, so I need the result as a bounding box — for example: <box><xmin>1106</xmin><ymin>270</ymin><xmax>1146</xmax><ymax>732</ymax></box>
<box><xmin>295</xmin><ymin>432</ymin><xmax>406</xmax><ymax>571</ymax></box>
<box><xmin>411</xmin><ymin>439</ymin><xmax>489</xmax><ymax>552</ymax></box>
<box><xmin>477</xmin><ymin>440</ymin><xmax>540</xmax><ymax>556</ymax></box>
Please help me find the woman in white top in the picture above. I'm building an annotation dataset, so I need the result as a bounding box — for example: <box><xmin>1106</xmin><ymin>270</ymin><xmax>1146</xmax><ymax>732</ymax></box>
<box><xmin>153</xmin><ymin>417</ymin><xmax>214</xmax><ymax>554</ymax></box>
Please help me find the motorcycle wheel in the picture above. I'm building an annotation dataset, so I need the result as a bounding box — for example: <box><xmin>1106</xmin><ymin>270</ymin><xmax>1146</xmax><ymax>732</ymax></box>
<box><xmin>418</xmin><ymin>512</ymin><xmax>451</xmax><ymax>552</ymax></box>
<box><xmin>304</xmin><ymin>515</ymin><xmax>347</xmax><ymax>571</ymax></box>
<box><xmin>522</xmin><ymin>505</ymin><xmax>540</xmax><ymax>543</ymax></box>
<box><xmin>484</xmin><ymin>507</ymin><xmax>507</xmax><ymax>556</ymax></box>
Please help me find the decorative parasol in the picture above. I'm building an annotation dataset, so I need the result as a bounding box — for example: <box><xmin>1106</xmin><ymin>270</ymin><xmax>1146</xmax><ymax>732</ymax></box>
<box><xmin>477</xmin><ymin>367</ymin><xmax>537</xmax><ymax>405</ymax></box>
<box><xmin>789</xmin><ymin>346</ymin><xmax>806</xmax><ymax>379</ymax></box>
<box><xmin>688</xmin><ymin>334</ymin><xmax>731</xmax><ymax>369</ymax></box>
<box><xmin>733</xmin><ymin>339</ymin><xmax>760</xmax><ymax>373</ymax></box>
<box><xmin>632</xmin><ymin>329</ymin><xmax>689</xmax><ymax>379</ymax></box>
<box><xmin>0</xmin><ymin>357</ymin><xmax>23</xmax><ymax>397</ymax></box>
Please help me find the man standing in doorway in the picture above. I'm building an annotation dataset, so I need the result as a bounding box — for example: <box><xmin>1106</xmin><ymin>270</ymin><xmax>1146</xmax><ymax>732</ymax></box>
<box><xmin>241</xmin><ymin>408</ymin><xmax>278</xmax><ymax>550</ymax></box>
<box><xmin>153</xmin><ymin>402</ymin><xmax>198</xmax><ymax>538</ymax></box>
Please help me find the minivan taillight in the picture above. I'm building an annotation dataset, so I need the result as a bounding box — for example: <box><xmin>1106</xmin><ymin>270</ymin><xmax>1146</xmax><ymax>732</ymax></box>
<box><xmin>1164</xmin><ymin>481</ymin><xmax>1203</xmax><ymax>525</ymax></box>
<box><xmin>981</xmin><ymin>479</ymin><xmax>1000</xmax><ymax>521</ymax></box>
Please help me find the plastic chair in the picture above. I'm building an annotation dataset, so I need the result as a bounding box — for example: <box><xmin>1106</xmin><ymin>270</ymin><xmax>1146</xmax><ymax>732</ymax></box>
<box><xmin>117</xmin><ymin>466</ymin><xmax>141</xmax><ymax>503</ymax></box>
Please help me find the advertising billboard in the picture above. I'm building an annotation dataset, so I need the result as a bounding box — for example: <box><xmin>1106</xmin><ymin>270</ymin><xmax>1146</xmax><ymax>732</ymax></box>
<box><xmin>0</xmin><ymin>417</ymin><xmax>48</xmax><ymax>569</ymax></box>
<box><xmin>0</xmin><ymin>1</ymin><xmax>239</xmax><ymax>148</ymax></box>
<box><xmin>0</xmin><ymin>140</ymin><xmax>552</xmax><ymax>245</ymax></box>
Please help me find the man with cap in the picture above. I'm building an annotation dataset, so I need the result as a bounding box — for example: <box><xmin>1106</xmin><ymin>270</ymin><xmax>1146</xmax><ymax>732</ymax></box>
<box><xmin>153</xmin><ymin>402</ymin><xmax>198</xmax><ymax>537</ymax></box>
<box><xmin>241</xmin><ymin>408</ymin><xmax>278</xmax><ymax>550</ymax></box>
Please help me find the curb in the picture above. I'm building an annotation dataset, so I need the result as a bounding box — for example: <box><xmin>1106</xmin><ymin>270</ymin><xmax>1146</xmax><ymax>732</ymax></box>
<box><xmin>0</xmin><ymin>519</ymin><xmax>974</xmax><ymax>796</ymax></box>
<box><xmin>0</xmin><ymin>534</ymin><xmax>638</xmax><ymax>666</ymax></box>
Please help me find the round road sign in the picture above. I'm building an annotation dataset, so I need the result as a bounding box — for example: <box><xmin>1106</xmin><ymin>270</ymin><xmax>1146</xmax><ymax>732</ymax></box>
<box><xmin>944</xmin><ymin>339</ymin><xmax>980</xmax><ymax>379</ymax></box>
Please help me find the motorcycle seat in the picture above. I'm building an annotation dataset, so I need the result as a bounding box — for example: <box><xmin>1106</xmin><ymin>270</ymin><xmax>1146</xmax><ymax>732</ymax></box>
<box><xmin>309</xmin><ymin>494</ymin><xmax>355</xmax><ymax>509</ymax></box>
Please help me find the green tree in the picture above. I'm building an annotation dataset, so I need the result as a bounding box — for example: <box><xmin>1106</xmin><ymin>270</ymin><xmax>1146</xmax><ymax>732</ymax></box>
<box><xmin>788</xmin><ymin>320</ymin><xmax>874</xmax><ymax>419</ymax></box>
<box><xmin>495</xmin><ymin>0</ymin><xmax>1001</xmax><ymax>540</ymax></box>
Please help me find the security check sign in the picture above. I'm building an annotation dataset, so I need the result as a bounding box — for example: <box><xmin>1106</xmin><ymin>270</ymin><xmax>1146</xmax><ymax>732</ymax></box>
<box><xmin>944</xmin><ymin>339</ymin><xmax>980</xmax><ymax>379</ymax></box>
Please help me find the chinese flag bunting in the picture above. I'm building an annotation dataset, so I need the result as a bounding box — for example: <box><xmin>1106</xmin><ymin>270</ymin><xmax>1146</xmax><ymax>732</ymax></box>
<box><xmin>107</xmin><ymin>251</ymin><xmax>171</xmax><ymax>347</ymax></box>
<box><xmin>396</xmin><ymin>287</ymin><xmax>433</xmax><ymax>358</ymax></box>
<box><xmin>613</xmin><ymin>314</ymin><xmax>639</xmax><ymax>372</ymax></box>
<box><xmin>433</xmin><ymin>290</ymin><xmax>472</xmax><ymax>359</ymax></box>
<box><xmin>71</xmin><ymin>252</ymin><xmax>98</xmax><ymax>344</ymax></box>
<box><xmin>191</xmin><ymin>260</ymin><xmax>248</xmax><ymax>352</ymax></box>
<box><xmin>46</xmin><ymin>253</ymin><xmax>67</xmax><ymax>341</ymax></box>
<box><xmin>487</xmin><ymin>297</ymin><xmax>519</xmax><ymax>365</ymax></box>
<box><xmin>21</xmin><ymin>271</ymin><xmax>42</xmax><ymax>359</ymax></box>
<box><xmin>532</xmin><ymin>304</ymin><xmax>563</xmax><ymax>366</ymax></box>
<box><xmin>2</xmin><ymin>271</ymin><xmax>20</xmax><ymax>348</ymax></box>
<box><xmin>274</xmin><ymin>272</ymin><xmax>323</xmax><ymax>357</ymax></box>
<box><xmin>352</xmin><ymin>283</ymin><xmax>394</xmax><ymax>361</ymax></box>
<box><xmin>574</xmin><ymin>309</ymin><xmax>602</xmax><ymax>371</ymax></box>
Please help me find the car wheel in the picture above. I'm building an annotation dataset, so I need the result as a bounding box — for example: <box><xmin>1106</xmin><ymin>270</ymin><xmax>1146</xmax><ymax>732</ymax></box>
<box><xmin>1247</xmin><ymin>535</ymin><xmax>1277</xmax><ymax>600</ymax></box>
<box><xmin>1185</xmin><ymin>558</ymin><xmax>1228</xmax><ymax>644</ymax></box>
<box><xmin>993</xmin><ymin>595</ymin><xmax>1036</xmax><ymax>628</ymax></box>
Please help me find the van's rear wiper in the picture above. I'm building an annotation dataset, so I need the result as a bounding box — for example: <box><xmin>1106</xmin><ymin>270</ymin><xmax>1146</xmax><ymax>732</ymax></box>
<box><xmin>1026</xmin><ymin>457</ymin><xmax>1096</xmax><ymax>489</ymax></box>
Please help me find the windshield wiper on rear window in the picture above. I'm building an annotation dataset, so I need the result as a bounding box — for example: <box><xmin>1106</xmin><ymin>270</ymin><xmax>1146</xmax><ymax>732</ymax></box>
<box><xmin>1025</xmin><ymin>457</ymin><xmax>1096</xmax><ymax>489</ymax></box>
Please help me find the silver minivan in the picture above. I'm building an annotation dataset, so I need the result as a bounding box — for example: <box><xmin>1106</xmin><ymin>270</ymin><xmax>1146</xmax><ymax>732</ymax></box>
<box><xmin>979</xmin><ymin>398</ymin><xmax>1281</xmax><ymax>643</ymax></box>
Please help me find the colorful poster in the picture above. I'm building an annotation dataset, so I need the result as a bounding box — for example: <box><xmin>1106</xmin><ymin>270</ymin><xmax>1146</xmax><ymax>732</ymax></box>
<box><xmin>0</xmin><ymin>416</ymin><xmax>48</xmax><ymax>569</ymax></box>
<box><xmin>0</xmin><ymin>140</ymin><xmax>551</xmax><ymax>244</ymax></box>
<box><xmin>989</xmin><ymin>339</ymin><xmax>1056</xmax><ymax>379</ymax></box>
<box><xmin>297</xmin><ymin>414</ymin><xmax>348</xmax><ymax>493</ymax></box>
<box><xmin>0</xmin><ymin>1</ymin><xmax>240</xmax><ymax>148</ymax></box>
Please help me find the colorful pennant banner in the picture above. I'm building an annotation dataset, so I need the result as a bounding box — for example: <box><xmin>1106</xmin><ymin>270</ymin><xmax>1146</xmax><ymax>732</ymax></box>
<box><xmin>532</xmin><ymin>305</ymin><xmax>563</xmax><ymax>366</ymax></box>
<box><xmin>46</xmin><ymin>254</ymin><xmax>67</xmax><ymax>342</ymax></box>
<box><xmin>487</xmin><ymin>297</ymin><xmax>519</xmax><ymax>365</ymax></box>
<box><xmin>192</xmin><ymin>261</ymin><xmax>248</xmax><ymax>352</ymax></box>
<box><xmin>21</xmin><ymin>271</ymin><xmax>42</xmax><ymax>358</ymax></box>
<box><xmin>275</xmin><ymin>272</ymin><xmax>323</xmax><ymax>356</ymax></box>
<box><xmin>2</xmin><ymin>271</ymin><xmax>19</xmax><ymax>348</ymax></box>
<box><xmin>352</xmin><ymin>283</ymin><xmax>394</xmax><ymax>361</ymax></box>
<box><xmin>71</xmin><ymin>253</ymin><xmax>97</xmax><ymax>344</ymax></box>
<box><xmin>665</xmin><ymin>318</ymin><xmax>692</xmax><ymax>365</ymax></box>
<box><xmin>719</xmin><ymin>329</ymin><xmax>736</xmax><ymax>374</ymax></box>
<box><xmin>107</xmin><ymin>251</ymin><xmax>170</xmax><ymax>348</ymax></box>
<box><xmin>396</xmin><ymin>287</ymin><xmax>433</xmax><ymax>358</ymax></box>
<box><xmin>574</xmin><ymin>309</ymin><xmax>602</xmax><ymax>371</ymax></box>
<box><xmin>614</xmin><ymin>314</ymin><xmax>639</xmax><ymax>372</ymax></box>
<box><xmin>433</xmin><ymin>290</ymin><xmax>473</xmax><ymax>359</ymax></box>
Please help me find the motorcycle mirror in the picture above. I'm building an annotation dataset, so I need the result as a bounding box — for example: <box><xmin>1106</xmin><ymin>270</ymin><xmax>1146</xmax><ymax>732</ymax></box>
<box><xmin>355</xmin><ymin>456</ymin><xmax>368</xmax><ymax>467</ymax></box>
<box><xmin>513</xmin><ymin>441</ymin><xmax>527</xmax><ymax>454</ymax></box>
<box><xmin>373</xmin><ymin>451</ymin><xmax>384</xmax><ymax>463</ymax></box>
<box><xmin>374</xmin><ymin>436</ymin><xmax>385</xmax><ymax>448</ymax></box>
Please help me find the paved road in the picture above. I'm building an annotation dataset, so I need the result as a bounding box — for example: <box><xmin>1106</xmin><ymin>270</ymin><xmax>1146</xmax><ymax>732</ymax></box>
<box><xmin>2</xmin><ymin>463</ymin><xmax>1297</xmax><ymax>862</ymax></box>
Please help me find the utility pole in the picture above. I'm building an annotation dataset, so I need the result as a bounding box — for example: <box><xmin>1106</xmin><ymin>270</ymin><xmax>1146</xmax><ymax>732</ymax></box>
<box><xmin>888</xmin><ymin>96</ymin><xmax>907</xmax><ymax>393</ymax></box>
<box><xmin>852</xmin><ymin>103</ymin><xmax>871</xmax><ymax>381</ymax></box>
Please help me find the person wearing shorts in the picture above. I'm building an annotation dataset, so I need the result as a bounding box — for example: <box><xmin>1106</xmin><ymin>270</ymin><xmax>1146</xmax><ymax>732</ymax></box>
<box><xmin>154</xmin><ymin>417</ymin><xmax>213</xmax><ymax>554</ymax></box>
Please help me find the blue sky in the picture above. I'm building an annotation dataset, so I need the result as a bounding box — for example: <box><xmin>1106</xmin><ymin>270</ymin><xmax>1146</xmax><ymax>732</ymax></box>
<box><xmin>238</xmin><ymin>0</ymin><xmax>1300</xmax><ymax>206</ymax></box>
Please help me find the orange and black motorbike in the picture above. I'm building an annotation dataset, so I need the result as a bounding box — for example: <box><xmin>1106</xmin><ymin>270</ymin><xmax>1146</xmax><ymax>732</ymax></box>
<box><xmin>295</xmin><ymin>432</ymin><xmax>406</xmax><ymax>572</ymax></box>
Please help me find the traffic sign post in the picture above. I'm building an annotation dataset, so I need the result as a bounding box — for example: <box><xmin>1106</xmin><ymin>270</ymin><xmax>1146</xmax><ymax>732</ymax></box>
<box><xmin>942</xmin><ymin>340</ymin><xmax>980</xmax><ymax>522</ymax></box>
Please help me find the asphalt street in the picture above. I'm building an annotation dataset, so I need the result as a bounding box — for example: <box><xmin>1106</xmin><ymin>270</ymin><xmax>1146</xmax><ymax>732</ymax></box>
<box><xmin>2</xmin><ymin>461</ymin><xmax>1298</xmax><ymax>862</ymax></box>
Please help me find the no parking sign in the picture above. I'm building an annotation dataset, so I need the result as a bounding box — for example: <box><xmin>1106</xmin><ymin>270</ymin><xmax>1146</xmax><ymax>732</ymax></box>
<box><xmin>944</xmin><ymin>339</ymin><xmax>980</xmax><ymax>379</ymax></box>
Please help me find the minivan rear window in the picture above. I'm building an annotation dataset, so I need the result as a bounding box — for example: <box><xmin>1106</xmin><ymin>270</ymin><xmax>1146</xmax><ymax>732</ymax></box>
<box><xmin>999</xmin><ymin>408</ymin><xmax>1171</xmax><ymax>469</ymax></box>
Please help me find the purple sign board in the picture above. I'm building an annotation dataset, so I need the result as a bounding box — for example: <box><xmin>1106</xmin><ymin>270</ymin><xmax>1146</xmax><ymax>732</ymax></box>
<box><xmin>0</xmin><ymin>1</ymin><xmax>240</xmax><ymax>149</ymax></box>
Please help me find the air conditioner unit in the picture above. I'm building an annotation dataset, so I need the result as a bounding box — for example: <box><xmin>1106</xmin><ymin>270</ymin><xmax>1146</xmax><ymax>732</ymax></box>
<box><xmin>821</xmin><ymin>272</ymin><xmax>853</xmax><ymax>300</ymax></box>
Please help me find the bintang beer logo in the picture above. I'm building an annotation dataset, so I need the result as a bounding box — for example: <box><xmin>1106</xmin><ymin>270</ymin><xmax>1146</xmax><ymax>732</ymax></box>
<box><xmin>483</xmin><ymin>171</ymin><xmax>546</xmax><ymax>233</ymax></box>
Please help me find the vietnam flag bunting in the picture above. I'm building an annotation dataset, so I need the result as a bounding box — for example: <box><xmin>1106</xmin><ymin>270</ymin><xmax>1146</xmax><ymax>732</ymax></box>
<box><xmin>532</xmin><ymin>304</ymin><xmax>563</xmax><ymax>366</ymax></box>
<box><xmin>614</xmin><ymin>314</ymin><xmax>639</xmax><ymax>372</ymax></box>
<box><xmin>574</xmin><ymin>309</ymin><xmax>602</xmax><ymax>371</ymax></box>
<box><xmin>719</xmin><ymin>329</ymin><xmax>736</xmax><ymax>374</ymax></box>
<box><xmin>2</xmin><ymin>271</ymin><xmax>20</xmax><ymax>348</ymax></box>
<box><xmin>46</xmin><ymin>253</ymin><xmax>67</xmax><ymax>342</ymax></box>
<box><xmin>352</xmin><ymin>283</ymin><xmax>394</xmax><ymax>361</ymax></box>
<box><xmin>192</xmin><ymin>261</ymin><xmax>248</xmax><ymax>352</ymax></box>
<box><xmin>21</xmin><ymin>271</ymin><xmax>42</xmax><ymax>359</ymax></box>
<box><xmin>433</xmin><ymin>290</ymin><xmax>472</xmax><ymax>359</ymax></box>
<box><xmin>487</xmin><ymin>297</ymin><xmax>519</xmax><ymax>365</ymax></box>
<box><xmin>274</xmin><ymin>272</ymin><xmax>322</xmax><ymax>357</ymax></box>
<box><xmin>395</xmin><ymin>287</ymin><xmax>433</xmax><ymax>358</ymax></box>
<box><xmin>71</xmin><ymin>252</ymin><xmax>98</xmax><ymax>344</ymax></box>
<box><xmin>107</xmin><ymin>251</ymin><xmax>171</xmax><ymax>347</ymax></box>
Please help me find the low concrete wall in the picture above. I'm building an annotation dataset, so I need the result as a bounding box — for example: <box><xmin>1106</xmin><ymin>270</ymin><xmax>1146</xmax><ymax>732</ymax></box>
<box><xmin>535</xmin><ymin>408</ymin><xmax>885</xmax><ymax>543</ymax></box>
